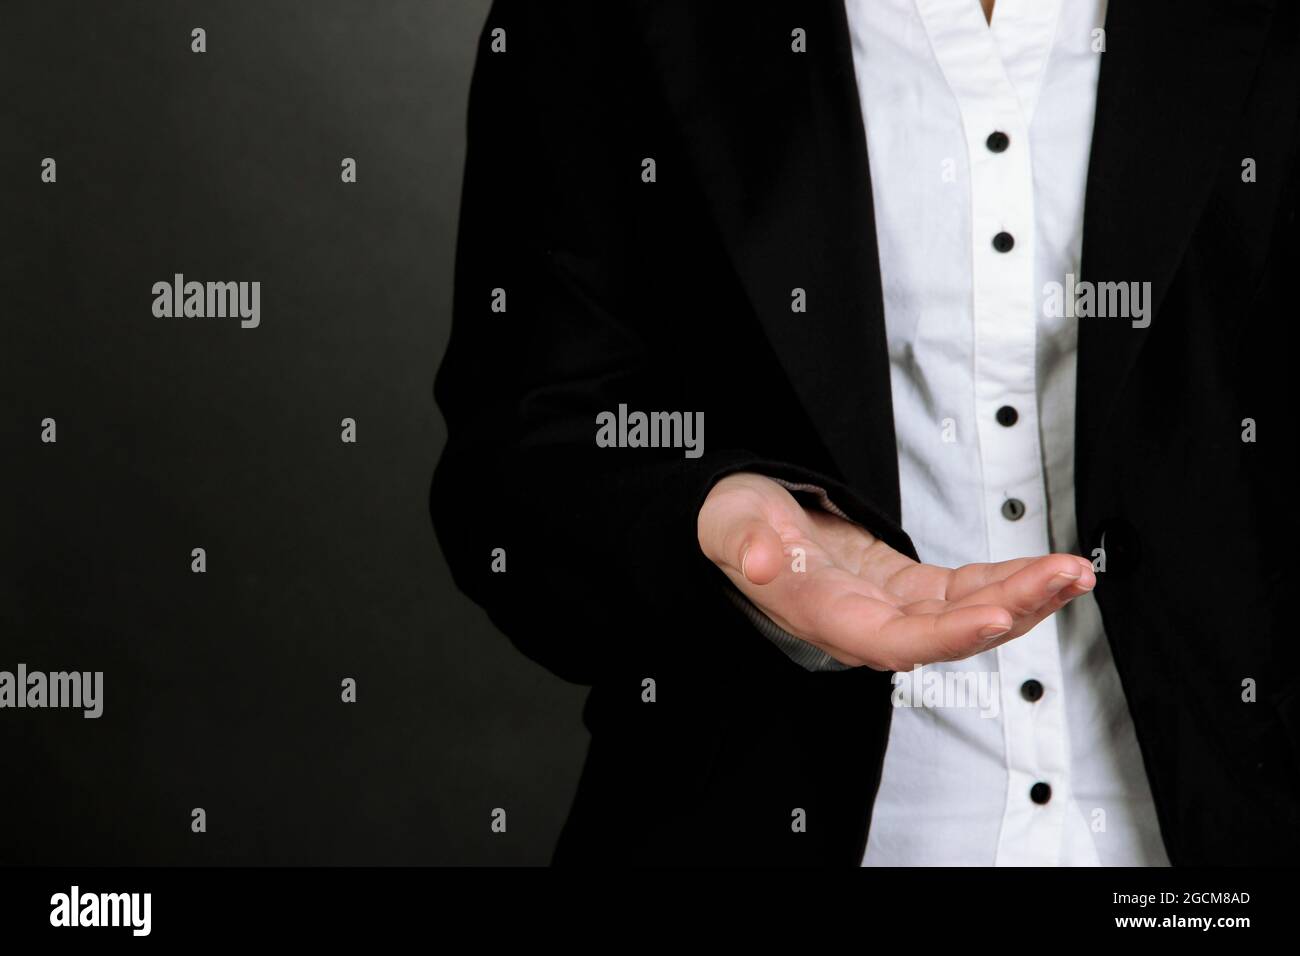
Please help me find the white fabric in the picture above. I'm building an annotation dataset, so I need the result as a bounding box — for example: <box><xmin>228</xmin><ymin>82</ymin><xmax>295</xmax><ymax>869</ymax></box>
<box><xmin>843</xmin><ymin>0</ymin><xmax>1169</xmax><ymax>866</ymax></box>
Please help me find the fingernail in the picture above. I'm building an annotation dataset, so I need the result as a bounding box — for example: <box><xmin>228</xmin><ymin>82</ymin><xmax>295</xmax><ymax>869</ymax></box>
<box><xmin>740</xmin><ymin>546</ymin><xmax>750</xmax><ymax>580</ymax></box>
<box><xmin>1046</xmin><ymin>571</ymin><xmax>1080</xmax><ymax>595</ymax></box>
<box><xmin>978</xmin><ymin>624</ymin><xmax>1011</xmax><ymax>641</ymax></box>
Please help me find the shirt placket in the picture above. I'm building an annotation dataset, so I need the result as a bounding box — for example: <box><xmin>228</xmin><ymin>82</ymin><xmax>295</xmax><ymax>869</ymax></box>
<box><xmin>916</xmin><ymin>0</ymin><xmax>1072</xmax><ymax>866</ymax></box>
<box><xmin>973</xmin><ymin>114</ymin><xmax>1071</xmax><ymax>865</ymax></box>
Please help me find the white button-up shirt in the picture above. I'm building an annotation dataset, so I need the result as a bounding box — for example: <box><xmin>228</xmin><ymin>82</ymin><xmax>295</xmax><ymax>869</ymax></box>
<box><xmin>843</xmin><ymin>0</ymin><xmax>1170</xmax><ymax>865</ymax></box>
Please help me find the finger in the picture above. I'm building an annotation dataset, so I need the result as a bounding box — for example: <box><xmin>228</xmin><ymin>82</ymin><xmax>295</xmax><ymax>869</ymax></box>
<box><xmin>771</xmin><ymin>573</ymin><xmax>1013</xmax><ymax>670</ymax></box>
<box><xmin>944</xmin><ymin>553</ymin><xmax>1094</xmax><ymax>601</ymax></box>
<box><xmin>950</xmin><ymin>554</ymin><xmax>1095</xmax><ymax>626</ymax></box>
<box><xmin>725</xmin><ymin>518</ymin><xmax>786</xmax><ymax>585</ymax></box>
<box><xmin>869</xmin><ymin>603</ymin><xmax>1016</xmax><ymax>670</ymax></box>
<box><xmin>697</xmin><ymin>493</ymin><xmax>785</xmax><ymax>587</ymax></box>
<box><xmin>698</xmin><ymin>476</ymin><xmax>798</xmax><ymax>574</ymax></box>
<box><xmin>995</xmin><ymin>570</ymin><xmax>1097</xmax><ymax>640</ymax></box>
<box><xmin>941</xmin><ymin>556</ymin><xmax>1040</xmax><ymax>601</ymax></box>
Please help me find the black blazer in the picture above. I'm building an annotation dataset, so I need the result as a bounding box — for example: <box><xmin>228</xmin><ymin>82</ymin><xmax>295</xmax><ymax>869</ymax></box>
<box><xmin>432</xmin><ymin>0</ymin><xmax>1300</xmax><ymax>865</ymax></box>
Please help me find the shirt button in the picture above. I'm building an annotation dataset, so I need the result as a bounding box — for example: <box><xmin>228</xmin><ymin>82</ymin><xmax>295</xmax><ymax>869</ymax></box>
<box><xmin>1001</xmin><ymin>498</ymin><xmax>1026</xmax><ymax>521</ymax></box>
<box><xmin>996</xmin><ymin>405</ymin><xmax>1018</xmax><ymax>427</ymax></box>
<box><xmin>992</xmin><ymin>231</ymin><xmax>1015</xmax><ymax>253</ymax></box>
<box><xmin>986</xmin><ymin>131</ymin><xmax>1010</xmax><ymax>153</ymax></box>
<box><xmin>1030</xmin><ymin>782</ymin><xmax>1052</xmax><ymax>805</ymax></box>
<box><xmin>1020</xmin><ymin>679</ymin><xmax>1044</xmax><ymax>702</ymax></box>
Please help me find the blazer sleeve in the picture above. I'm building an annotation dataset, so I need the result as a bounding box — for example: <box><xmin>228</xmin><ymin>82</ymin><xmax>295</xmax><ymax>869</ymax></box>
<box><xmin>430</xmin><ymin>0</ymin><xmax>911</xmax><ymax>685</ymax></box>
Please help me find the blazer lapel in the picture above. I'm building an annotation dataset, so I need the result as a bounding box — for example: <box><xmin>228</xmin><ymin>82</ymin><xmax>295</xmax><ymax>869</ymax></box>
<box><xmin>1076</xmin><ymin>0</ymin><xmax>1277</xmax><ymax>494</ymax></box>
<box><xmin>632</xmin><ymin>0</ymin><xmax>1279</xmax><ymax>522</ymax></box>
<box><xmin>635</xmin><ymin>1</ymin><xmax>902</xmax><ymax>518</ymax></box>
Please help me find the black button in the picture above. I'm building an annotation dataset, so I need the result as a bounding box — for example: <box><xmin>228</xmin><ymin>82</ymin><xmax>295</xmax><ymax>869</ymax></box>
<box><xmin>1030</xmin><ymin>782</ymin><xmax>1052</xmax><ymax>805</ymax></box>
<box><xmin>1001</xmin><ymin>498</ymin><xmax>1025</xmax><ymax>521</ymax></box>
<box><xmin>986</xmin><ymin>131</ymin><xmax>1010</xmax><ymax>153</ymax></box>
<box><xmin>992</xmin><ymin>231</ymin><xmax>1015</xmax><ymax>253</ymax></box>
<box><xmin>1020</xmin><ymin>679</ymin><xmax>1044</xmax><ymax>702</ymax></box>
<box><xmin>996</xmin><ymin>405</ymin><xmax>1018</xmax><ymax>427</ymax></box>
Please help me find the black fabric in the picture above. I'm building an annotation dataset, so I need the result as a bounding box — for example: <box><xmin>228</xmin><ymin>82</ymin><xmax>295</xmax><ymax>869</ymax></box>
<box><xmin>432</xmin><ymin>0</ymin><xmax>1300</xmax><ymax>865</ymax></box>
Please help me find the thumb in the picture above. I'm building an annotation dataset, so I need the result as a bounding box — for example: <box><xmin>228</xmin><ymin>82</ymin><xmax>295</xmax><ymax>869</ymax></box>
<box><xmin>698</xmin><ymin>474</ymin><xmax>795</xmax><ymax>586</ymax></box>
<box><xmin>718</xmin><ymin>516</ymin><xmax>786</xmax><ymax>585</ymax></box>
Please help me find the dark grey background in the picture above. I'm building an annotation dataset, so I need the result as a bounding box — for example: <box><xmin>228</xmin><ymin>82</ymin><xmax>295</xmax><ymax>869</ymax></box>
<box><xmin>0</xmin><ymin>0</ymin><xmax>589</xmax><ymax>865</ymax></box>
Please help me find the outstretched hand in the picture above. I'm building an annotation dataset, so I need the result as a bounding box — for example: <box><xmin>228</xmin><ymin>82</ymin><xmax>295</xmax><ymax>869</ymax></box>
<box><xmin>698</xmin><ymin>472</ymin><xmax>1095</xmax><ymax>670</ymax></box>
